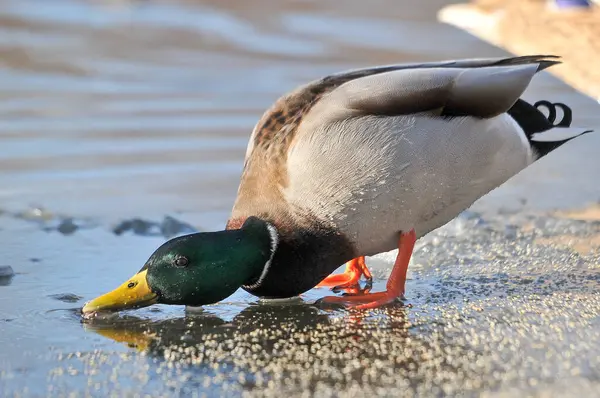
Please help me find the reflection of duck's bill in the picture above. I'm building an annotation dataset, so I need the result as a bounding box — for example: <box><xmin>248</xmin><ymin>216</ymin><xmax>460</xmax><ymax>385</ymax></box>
<box><xmin>81</xmin><ymin>270</ymin><xmax>158</xmax><ymax>315</ymax></box>
<box><xmin>84</xmin><ymin>325</ymin><xmax>154</xmax><ymax>351</ymax></box>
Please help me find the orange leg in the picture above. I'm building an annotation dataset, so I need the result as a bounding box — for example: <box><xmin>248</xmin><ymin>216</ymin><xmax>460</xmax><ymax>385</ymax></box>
<box><xmin>321</xmin><ymin>229</ymin><xmax>416</xmax><ymax>309</ymax></box>
<box><xmin>317</xmin><ymin>256</ymin><xmax>372</xmax><ymax>289</ymax></box>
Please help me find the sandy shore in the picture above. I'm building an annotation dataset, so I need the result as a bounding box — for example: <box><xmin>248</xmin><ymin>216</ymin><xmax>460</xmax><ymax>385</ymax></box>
<box><xmin>439</xmin><ymin>0</ymin><xmax>600</xmax><ymax>101</ymax></box>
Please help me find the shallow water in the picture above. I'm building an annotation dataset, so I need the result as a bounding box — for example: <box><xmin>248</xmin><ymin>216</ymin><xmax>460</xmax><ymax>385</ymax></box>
<box><xmin>1</xmin><ymin>0</ymin><xmax>600</xmax><ymax>396</ymax></box>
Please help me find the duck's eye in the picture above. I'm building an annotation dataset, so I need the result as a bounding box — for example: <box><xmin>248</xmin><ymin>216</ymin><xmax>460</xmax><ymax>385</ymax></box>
<box><xmin>127</xmin><ymin>281</ymin><xmax>137</xmax><ymax>289</ymax></box>
<box><xmin>174</xmin><ymin>256</ymin><xmax>189</xmax><ymax>267</ymax></box>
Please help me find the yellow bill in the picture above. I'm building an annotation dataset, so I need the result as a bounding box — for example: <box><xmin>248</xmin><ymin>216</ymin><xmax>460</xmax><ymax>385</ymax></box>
<box><xmin>82</xmin><ymin>270</ymin><xmax>158</xmax><ymax>314</ymax></box>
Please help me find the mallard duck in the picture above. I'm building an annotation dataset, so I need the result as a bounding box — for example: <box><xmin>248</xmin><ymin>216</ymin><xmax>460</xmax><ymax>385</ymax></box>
<box><xmin>82</xmin><ymin>55</ymin><xmax>591</xmax><ymax>315</ymax></box>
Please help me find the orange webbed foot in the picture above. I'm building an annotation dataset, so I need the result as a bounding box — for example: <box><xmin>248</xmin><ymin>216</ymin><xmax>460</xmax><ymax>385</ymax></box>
<box><xmin>317</xmin><ymin>256</ymin><xmax>372</xmax><ymax>290</ymax></box>
<box><xmin>319</xmin><ymin>229</ymin><xmax>416</xmax><ymax>310</ymax></box>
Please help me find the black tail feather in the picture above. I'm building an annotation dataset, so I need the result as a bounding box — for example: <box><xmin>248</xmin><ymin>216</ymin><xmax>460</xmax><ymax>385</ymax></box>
<box><xmin>507</xmin><ymin>99</ymin><xmax>588</xmax><ymax>158</ymax></box>
<box><xmin>533</xmin><ymin>100</ymin><xmax>572</xmax><ymax>127</ymax></box>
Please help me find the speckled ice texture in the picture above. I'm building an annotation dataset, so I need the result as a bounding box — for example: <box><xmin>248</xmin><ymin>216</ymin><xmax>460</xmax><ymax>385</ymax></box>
<box><xmin>3</xmin><ymin>210</ymin><xmax>599</xmax><ymax>397</ymax></box>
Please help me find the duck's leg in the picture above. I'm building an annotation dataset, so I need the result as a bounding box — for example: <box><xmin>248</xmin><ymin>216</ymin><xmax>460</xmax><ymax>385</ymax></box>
<box><xmin>321</xmin><ymin>229</ymin><xmax>416</xmax><ymax>309</ymax></box>
<box><xmin>317</xmin><ymin>256</ymin><xmax>372</xmax><ymax>289</ymax></box>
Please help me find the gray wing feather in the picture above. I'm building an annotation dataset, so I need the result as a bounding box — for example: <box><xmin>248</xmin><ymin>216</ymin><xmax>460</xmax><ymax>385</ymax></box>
<box><xmin>321</xmin><ymin>64</ymin><xmax>539</xmax><ymax>119</ymax></box>
<box><xmin>324</xmin><ymin>55</ymin><xmax>559</xmax><ymax>81</ymax></box>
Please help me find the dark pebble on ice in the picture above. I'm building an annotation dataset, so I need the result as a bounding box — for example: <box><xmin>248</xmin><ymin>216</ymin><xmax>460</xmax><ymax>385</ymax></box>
<box><xmin>15</xmin><ymin>206</ymin><xmax>96</xmax><ymax>234</ymax></box>
<box><xmin>160</xmin><ymin>216</ymin><xmax>198</xmax><ymax>238</ymax></box>
<box><xmin>0</xmin><ymin>266</ymin><xmax>15</xmax><ymax>286</ymax></box>
<box><xmin>112</xmin><ymin>216</ymin><xmax>198</xmax><ymax>238</ymax></box>
<box><xmin>112</xmin><ymin>218</ymin><xmax>161</xmax><ymax>236</ymax></box>
<box><xmin>43</xmin><ymin>217</ymin><xmax>95</xmax><ymax>235</ymax></box>
<box><xmin>49</xmin><ymin>293</ymin><xmax>84</xmax><ymax>303</ymax></box>
<box><xmin>56</xmin><ymin>218</ymin><xmax>78</xmax><ymax>235</ymax></box>
<box><xmin>0</xmin><ymin>266</ymin><xmax>14</xmax><ymax>278</ymax></box>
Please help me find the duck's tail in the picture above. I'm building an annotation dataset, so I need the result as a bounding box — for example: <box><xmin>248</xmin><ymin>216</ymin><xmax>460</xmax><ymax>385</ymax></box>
<box><xmin>507</xmin><ymin>99</ymin><xmax>592</xmax><ymax>159</ymax></box>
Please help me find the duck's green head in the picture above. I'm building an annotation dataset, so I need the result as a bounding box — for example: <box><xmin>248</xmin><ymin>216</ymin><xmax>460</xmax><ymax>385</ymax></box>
<box><xmin>81</xmin><ymin>217</ymin><xmax>277</xmax><ymax>315</ymax></box>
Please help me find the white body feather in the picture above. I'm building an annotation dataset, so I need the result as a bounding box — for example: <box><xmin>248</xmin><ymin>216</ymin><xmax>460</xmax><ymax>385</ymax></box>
<box><xmin>286</xmin><ymin>113</ymin><xmax>533</xmax><ymax>256</ymax></box>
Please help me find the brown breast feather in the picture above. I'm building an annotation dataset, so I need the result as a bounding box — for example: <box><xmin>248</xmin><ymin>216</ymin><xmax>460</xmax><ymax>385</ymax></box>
<box><xmin>228</xmin><ymin>67</ymin><xmax>403</xmax><ymax>231</ymax></box>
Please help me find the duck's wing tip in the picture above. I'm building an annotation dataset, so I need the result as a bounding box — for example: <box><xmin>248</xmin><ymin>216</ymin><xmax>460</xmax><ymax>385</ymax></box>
<box><xmin>490</xmin><ymin>54</ymin><xmax>561</xmax><ymax>71</ymax></box>
<box><xmin>537</xmin><ymin>59</ymin><xmax>563</xmax><ymax>72</ymax></box>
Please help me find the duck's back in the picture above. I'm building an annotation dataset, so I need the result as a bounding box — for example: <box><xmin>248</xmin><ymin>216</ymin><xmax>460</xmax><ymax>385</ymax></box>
<box><xmin>231</xmin><ymin>55</ymin><xmax>587</xmax><ymax>257</ymax></box>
